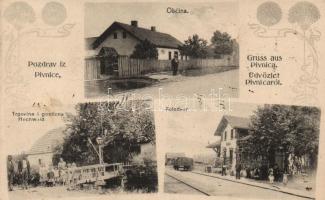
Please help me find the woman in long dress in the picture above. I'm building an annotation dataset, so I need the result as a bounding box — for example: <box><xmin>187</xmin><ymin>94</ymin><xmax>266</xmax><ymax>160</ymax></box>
<box><xmin>39</xmin><ymin>161</ymin><xmax>48</xmax><ymax>186</ymax></box>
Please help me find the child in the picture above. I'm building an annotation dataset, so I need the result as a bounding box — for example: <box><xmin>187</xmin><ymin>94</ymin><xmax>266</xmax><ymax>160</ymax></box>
<box><xmin>47</xmin><ymin>165</ymin><xmax>55</xmax><ymax>187</ymax></box>
<box><xmin>268</xmin><ymin>168</ymin><xmax>274</xmax><ymax>184</ymax></box>
<box><xmin>283</xmin><ymin>173</ymin><xmax>288</xmax><ymax>186</ymax></box>
<box><xmin>53</xmin><ymin>167</ymin><xmax>59</xmax><ymax>186</ymax></box>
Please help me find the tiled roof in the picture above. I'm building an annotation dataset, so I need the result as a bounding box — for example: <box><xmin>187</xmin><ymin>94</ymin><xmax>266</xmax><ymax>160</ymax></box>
<box><xmin>27</xmin><ymin>127</ymin><xmax>66</xmax><ymax>155</ymax></box>
<box><xmin>224</xmin><ymin>115</ymin><xmax>251</xmax><ymax>129</ymax></box>
<box><xmin>215</xmin><ymin>115</ymin><xmax>250</xmax><ymax>135</ymax></box>
<box><xmin>92</xmin><ymin>21</ymin><xmax>183</xmax><ymax>49</ymax></box>
<box><xmin>85</xmin><ymin>37</ymin><xmax>97</xmax><ymax>50</ymax></box>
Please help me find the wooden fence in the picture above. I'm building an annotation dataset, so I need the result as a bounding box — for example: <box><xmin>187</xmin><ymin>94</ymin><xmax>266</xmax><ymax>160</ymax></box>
<box><xmin>85</xmin><ymin>57</ymin><xmax>101</xmax><ymax>80</ymax></box>
<box><xmin>85</xmin><ymin>55</ymin><xmax>237</xmax><ymax>80</ymax></box>
<box><xmin>118</xmin><ymin>55</ymin><xmax>236</xmax><ymax>78</ymax></box>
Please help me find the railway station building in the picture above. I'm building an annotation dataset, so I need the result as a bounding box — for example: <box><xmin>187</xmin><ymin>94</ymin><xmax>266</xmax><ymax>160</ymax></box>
<box><xmin>212</xmin><ymin>115</ymin><xmax>250</xmax><ymax>173</ymax></box>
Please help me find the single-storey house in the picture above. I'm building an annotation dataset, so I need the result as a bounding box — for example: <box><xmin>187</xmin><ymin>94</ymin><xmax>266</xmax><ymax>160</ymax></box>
<box><xmin>27</xmin><ymin>127</ymin><xmax>67</xmax><ymax>167</ymax></box>
<box><xmin>86</xmin><ymin>20</ymin><xmax>185</xmax><ymax>60</ymax></box>
<box><xmin>27</xmin><ymin>126</ymin><xmax>155</xmax><ymax>167</ymax></box>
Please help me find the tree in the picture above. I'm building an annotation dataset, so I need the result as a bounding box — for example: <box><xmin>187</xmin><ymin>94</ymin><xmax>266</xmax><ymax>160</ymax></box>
<box><xmin>130</xmin><ymin>39</ymin><xmax>158</xmax><ymax>59</ymax></box>
<box><xmin>54</xmin><ymin>100</ymin><xmax>156</xmax><ymax>166</ymax></box>
<box><xmin>211</xmin><ymin>31</ymin><xmax>233</xmax><ymax>58</ymax></box>
<box><xmin>180</xmin><ymin>34</ymin><xmax>208</xmax><ymax>58</ymax></box>
<box><xmin>241</xmin><ymin>105</ymin><xmax>320</xmax><ymax>172</ymax></box>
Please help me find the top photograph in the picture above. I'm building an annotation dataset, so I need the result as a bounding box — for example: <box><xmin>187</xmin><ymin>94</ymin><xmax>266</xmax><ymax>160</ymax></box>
<box><xmin>84</xmin><ymin>2</ymin><xmax>239</xmax><ymax>99</ymax></box>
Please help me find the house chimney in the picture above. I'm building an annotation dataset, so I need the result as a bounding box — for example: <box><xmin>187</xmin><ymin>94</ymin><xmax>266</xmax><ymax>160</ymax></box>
<box><xmin>150</xmin><ymin>26</ymin><xmax>156</xmax><ymax>31</ymax></box>
<box><xmin>131</xmin><ymin>20</ymin><xmax>138</xmax><ymax>27</ymax></box>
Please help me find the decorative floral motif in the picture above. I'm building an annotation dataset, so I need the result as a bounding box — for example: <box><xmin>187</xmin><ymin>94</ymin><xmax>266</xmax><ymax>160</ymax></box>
<box><xmin>250</xmin><ymin>1</ymin><xmax>321</xmax><ymax>105</ymax></box>
<box><xmin>42</xmin><ymin>1</ymin><xmax>67</xmax><ymax>26</ymax></box>
<box><xmin>256</xmin><ymin>1</ymin><xmax>282</xmax><ymax>27</ymax></box>
<box><xmin>2</xmin><ymin>1</ymin><xmax>75</xmax><ymax>106</ymax></box>
<box><xmin>3</xmin><ymin>1</ymin><xmax>35</xmax><ymax>30</ymax></box>
<box><xmin>288</xmin><ymin>1</ymin><xmax>320</xmax><ymax>31</ymax></box>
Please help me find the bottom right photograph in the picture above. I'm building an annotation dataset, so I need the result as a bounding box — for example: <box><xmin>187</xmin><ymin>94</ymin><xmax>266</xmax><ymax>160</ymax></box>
<box><xmin>163</xmin><ymin>103</ymin><xmax>320</xmax><ymax>199</ymax></box>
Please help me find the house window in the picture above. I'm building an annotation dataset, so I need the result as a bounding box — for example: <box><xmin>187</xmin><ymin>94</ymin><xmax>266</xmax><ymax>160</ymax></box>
<box><xmin>168</xmin><ymin>51</ymin><xmax>172</xmax><ymax>60</ymax></box>
<box><xmin>224</xmin><ymin>131</ymin><xmax>227</xmax><ymax>141</ymax></box>
<box><xmin>113</xmin><ymin>32</ymin><xmax>117</xmax><ymax>39</ymax></box>
<box><xmin>123</xmin><ymin>31</ymin><xmax>127</xmax><ymax>38</ymax></box>
<box><xmin>231</xmin><ymin>129</ymin><xmax>234</xmax><ymax>140</ymax></box>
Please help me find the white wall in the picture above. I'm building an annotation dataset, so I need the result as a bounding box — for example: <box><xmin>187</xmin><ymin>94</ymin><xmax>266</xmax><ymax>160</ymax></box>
<box><xmin>220</xmin><ymin>124</ymin><xmax>237</xmax><ymax>172</ymax></box>
<box><xmin>157</xmin><ymin>47</ymin><xmax>181</xmax><ymax>60</ymax></box>
<box><xmin>94</xmin><ymin>30</ymin><xmax>181</xmax><ymax>61</ymax></box>
<box><xmin>28</xmin><ymin>153</ymin><xmax>53</xmax><ymax>167</ymax></box>
<box><xmin>96</xmin><ymin>28</ymin><xmax>139</xmax><ymax>56</ymax></box>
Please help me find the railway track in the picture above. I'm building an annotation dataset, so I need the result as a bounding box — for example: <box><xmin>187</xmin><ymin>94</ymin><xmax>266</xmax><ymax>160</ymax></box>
<box><xmin>165</xmin><ymin>172</ymin><xmax>211</xmax><ymax>196</ymax></box>
<box><xmin>187</xmin><ymin>171</ymin><xmax>314</xmax><ymax>200</ymax></box>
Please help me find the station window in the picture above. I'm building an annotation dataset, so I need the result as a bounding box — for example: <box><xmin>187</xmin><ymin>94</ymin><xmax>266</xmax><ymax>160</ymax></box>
<box><xmin>231</xmin><ymin>129</ymin><xmax>234</xmax><ymax>139</ymax></box>
<box><xmin>113</xmin><ymin>32</ymin><xmax>117</xmax><ymax>39</ymax></box>
<box><xmin>168</xmin><ymin>51</ymin><xmax>172</xmax><ymax>60</ymax></box>
<box><xmin>224</xmin><ymin>131</ymin><xmax>227</xmax><ymax>141</ymax></box>
<box><xmin>123</xmin><ymin>31</ymin><xmax>127</xmax><ymax>39</ymax></box>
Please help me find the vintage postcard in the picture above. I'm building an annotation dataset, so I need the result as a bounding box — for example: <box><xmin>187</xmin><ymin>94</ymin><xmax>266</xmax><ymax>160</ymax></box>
<box><xmin>1</xmin><ymin>0</ymin><xmax>325</xmax><ymax>200</ymax></box>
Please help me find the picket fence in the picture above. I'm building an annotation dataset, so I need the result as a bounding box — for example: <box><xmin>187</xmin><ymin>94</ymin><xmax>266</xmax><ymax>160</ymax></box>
<box><xmin>85</xmin><ymin>55</ymin><xmax>236</xmax><ymax>80</ymax></box>
<box><xmin>85</xmin><ymin>57</ymin><xmax>101</xmax><ymax>80</ymax></box>
<box><xmin>118</xmin><ymin>55</ymin><xmax>235</xmax><ymax>78</ymax></box>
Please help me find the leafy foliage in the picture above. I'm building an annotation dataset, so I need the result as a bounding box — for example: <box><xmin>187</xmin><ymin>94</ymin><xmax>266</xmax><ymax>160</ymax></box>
<box><xmin>211</xmin><ymin>31</ymin><xmax>233</xmax><ymax>58</ymax></box>
<box><xmin>54</xmin><ymin>100</ymin><xmax>155</xmax><ymax>166</ymax></box>
<box><xmin>130</xmin><ymin>39</ymin><xmax>158</xmax><ymax>59</ymax></box>
<box><xmin>241</xmin><ymin>105</ymin><xmax>320</xmax><ymax>169</ymax></box>
<box><xmin>180</xmin><ymin>34</ymin><xmax>208</xmax><ymax>58</ymax></box>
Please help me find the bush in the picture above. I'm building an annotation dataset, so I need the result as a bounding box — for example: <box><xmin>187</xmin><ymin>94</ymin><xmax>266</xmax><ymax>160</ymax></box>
<box><xmin>124</xmin><ymin>156</ymin><xmax>158</xmax><ymax>192</ymax></box>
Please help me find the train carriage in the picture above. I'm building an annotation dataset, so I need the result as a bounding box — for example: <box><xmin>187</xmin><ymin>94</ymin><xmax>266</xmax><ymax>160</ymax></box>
<box><xmin>173</xmin><ymin>157</ymin><xmax>194</xmax><ymax>171</ymax></box>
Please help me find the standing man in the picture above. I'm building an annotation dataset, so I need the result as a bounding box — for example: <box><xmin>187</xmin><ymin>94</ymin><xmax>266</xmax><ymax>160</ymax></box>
<box><xmin>171</xmin><ymin>55</ymin><xmax>179</xmax><ymax>76</ymax></box>
<box><xmin>58</xmin><ymin>157</ymin><xmax>66</xmax><ymax>185</ymax></box>
<box><xmin>7</xmin><ymin>155</ymin><xmax>15</xmax><ymax>191</ymax></box>
<box><xmin>235</xmin><ymin>163</ymin><xmax>242</xmax><ymax>179</ymax></box>
<box><xmin>221</xmin><ymin>163</ymin><xmax>226</xmax><ymax>176</ymax></box>
<box><xmin>18</xmin><ymin>156</ymin><xmax>30</xmax><ymax>189</ymax></box>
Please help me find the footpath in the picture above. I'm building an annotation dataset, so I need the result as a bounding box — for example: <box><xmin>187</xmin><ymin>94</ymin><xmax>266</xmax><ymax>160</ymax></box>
<box><xmin>193</xmin><ymin>170</ymin><xmax>315</xmax><ymax>199</ymax></box>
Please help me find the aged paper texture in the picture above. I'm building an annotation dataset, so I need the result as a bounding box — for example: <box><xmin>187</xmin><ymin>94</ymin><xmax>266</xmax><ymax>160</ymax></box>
<box><xmin>1</xmin><ymin>0</ymin><xmax>324</xmax><ymax>200</ymax></box>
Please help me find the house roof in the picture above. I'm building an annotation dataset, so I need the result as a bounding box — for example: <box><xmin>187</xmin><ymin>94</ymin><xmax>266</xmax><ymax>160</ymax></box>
<box><xmin>206</xmin><ymin>140</ymin><xmax>221</xmax><ymax>148</ymax></box>
<box><xmin>214</xmin><ymin>115</ymin><xmax>251</xmax><ymax>136</ymax></box>
<box><xmin>27</xmin><ymin>127</ymin><xmax>66</xmax><ymax>155</ymax></box>
<box><xmin>92</xmin><ymin>21</ymin><xmax>183</xmax><ymax>49</ymax></box>
<box><xmin>85</xmin><ymin>37</ymin><xmax>98</xmax><ymax>50</ymax></box>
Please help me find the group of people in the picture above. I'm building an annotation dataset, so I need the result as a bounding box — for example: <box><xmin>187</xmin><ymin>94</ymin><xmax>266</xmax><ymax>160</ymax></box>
<box><xmin>7</xmin><ymin>155</ymin><xmax>30</xmax><ymax>191</ymax></box>
<box><xmin>38</xmin><ymin>158</ymin><xmax>77</xmax><ymax>187</ymax></box>
<box><xmin>221</xmin><ymin>163</ymin><xmax>242</xmax><ymax>179</ymax></box>
<box><xmin>7</xmin><ymin>155</ymin><xmax>78</xmax><ymax>191</ymax></box>
<box><xmin>220</xmin><ymin>162</ymin><xmax>288</xmax><ymax>184</ymax></box>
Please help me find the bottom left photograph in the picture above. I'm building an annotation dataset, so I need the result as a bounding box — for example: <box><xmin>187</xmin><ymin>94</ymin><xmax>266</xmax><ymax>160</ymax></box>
<box><xmin>6</xmin><ymin>100</ymin><xmax>157</xmax><ymax>199</ymax></box>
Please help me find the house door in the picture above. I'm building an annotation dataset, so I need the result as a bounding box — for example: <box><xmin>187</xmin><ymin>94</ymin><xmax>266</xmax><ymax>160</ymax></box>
<box><xmin>223</xmin><ymin>148</ymin><xmax>227</xmax><ymax>165</ymax></box>
<box><xmin>229</xmin><ymin>149</ymin><xmax>233</xmax><ymax>165</ymax></box>
<box><xmin>98</xmin><ymin>47</ymin><xmax>119</xmax><ymax>76</ymax></box>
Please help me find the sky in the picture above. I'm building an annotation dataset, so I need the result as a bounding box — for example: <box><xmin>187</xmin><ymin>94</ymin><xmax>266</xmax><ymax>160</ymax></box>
<box><xmin>84</xmin><ymin>1</ymin><xmax>238</xmax><ymax>43</ymax></box>
<box><xmin>160</xmin><ymin>102</ymin><xmax>259</xmax><ymax>157</ymax></box>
